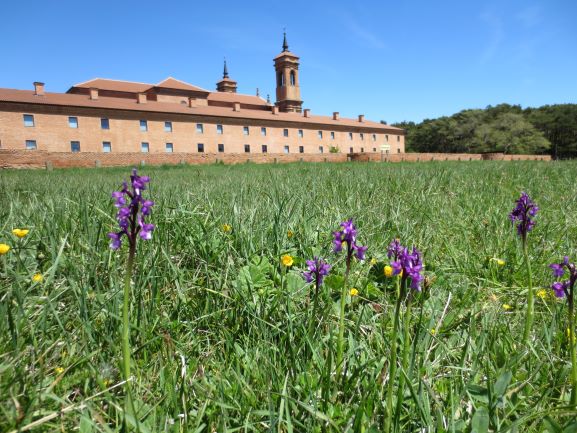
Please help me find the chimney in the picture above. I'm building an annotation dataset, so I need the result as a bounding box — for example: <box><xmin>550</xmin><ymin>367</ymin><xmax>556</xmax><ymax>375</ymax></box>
<box><xmin>137</xmin><ymin>93</ymin><xmax>147</xmax><ymax>104</ymax></box>
<box><xmin>304</xmin><ymin>109</ymin><xmax>310</xmax><ymax>118</ymax></box>
<box><xmin>233</xmin><ymin>102</ymin><xmax>241</xmax><ymax>112</ymax></box>
<box><xmin>188</xmin><ymin>97</ymin><xmax>196</xmax><ymax>108</ymax></box>
<box><xmin>89</xmin><ymin>88</ymin><xmax>99</xmax><ymax>100</ymax></box>
<box><xmin>33</xmin><ymin>82</ymin><xmax>45</xmax><ymax>96</ymax></box>
<box><xmin>358</xmin><ymin>114</ymin><xmax>365</xmax><ymax>123</ymax></box>
<box><xmin>272</xmin><ymin>106</ymin><xmax>279</xmax><ymax>115</ymax></box>
<box><xmin>333</xmin><ymin>112</ymin><xmax>340</xmax><ymax>120</ymax></box>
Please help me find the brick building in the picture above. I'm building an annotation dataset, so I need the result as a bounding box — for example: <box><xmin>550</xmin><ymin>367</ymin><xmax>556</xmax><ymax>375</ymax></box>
<box><xmin>0</xmin><ymin>35</ymin><xmax>405</xmax><ymax>158</ymax></box>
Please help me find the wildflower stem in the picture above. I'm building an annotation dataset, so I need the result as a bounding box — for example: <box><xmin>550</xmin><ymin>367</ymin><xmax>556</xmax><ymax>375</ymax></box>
<box><xmin>522</xmin><ymin>241</ymin><xmax>534</xmax><ymax>345</ymax></box>
<box><xmin>336</xmin><ymin>256</ymin><xmax>350</xmax><ymax>382</ymax></box>
<box><xmin>569</xmin><ymin>290</ymin><xmax>577</xmax><ymax>407</ymax></box>
<box><xmin>384</xmin><ymin>277</ymin><xmax>401</xmax><ymax>433</ymax></box>
<box><xmin>395</xmin><ymin>285</ymin><xmax>412</xmax><ymax>423</ymax></box>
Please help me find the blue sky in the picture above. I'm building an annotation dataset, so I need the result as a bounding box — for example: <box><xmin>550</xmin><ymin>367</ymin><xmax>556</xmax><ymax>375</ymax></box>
<box><xmin>0</xmin><ymin>0</ymin><xmax>575</xmax><ymax>123</ymax></box>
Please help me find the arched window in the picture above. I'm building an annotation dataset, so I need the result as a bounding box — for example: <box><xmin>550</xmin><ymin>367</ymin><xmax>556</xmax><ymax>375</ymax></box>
<box><xmin>290</xmin><ymin>70</ymin><xmax>296</xmax><ymax>86</ymax></box>
<box><xmin>277</xmin><ymin>71</ymin><xmax>285</xmax><ymax>86</ymax></box>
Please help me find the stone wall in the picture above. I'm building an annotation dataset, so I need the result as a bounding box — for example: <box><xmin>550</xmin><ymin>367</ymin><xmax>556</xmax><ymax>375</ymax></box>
<box><xmin>0</xmin><ymin>150</ymin><xmax>551</xmax><ymax>169</ymax></box>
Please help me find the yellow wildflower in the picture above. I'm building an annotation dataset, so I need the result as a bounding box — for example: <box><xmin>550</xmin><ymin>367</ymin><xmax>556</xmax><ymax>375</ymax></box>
<box><xmin>0</xmin><ymin>244</ymin><xmax>10</xmax><ymax>255</ymax></box>
<box><xmin>222</xmin><ymin>224</ymin><xmax>232</xmax><ymax>233</ymax></box>
<box><xmin>430</xmin><ymin>328</ymin><xmax>436</xmax><ymax>336</ymax></box>
<box><xmin>502</xmin><ymin>304</ymin><xmax>512</xmax><ymax>311</ymax></box>
<box><xmin>350</xmin><ymin>288</ymin><xmax>359</xmax><ymax>296</ymax></box>
<box><xmin>55</xmin><ymin>367</ymin><xmax>64</xmax><ymax>375</ymax></box>
<box><xmin>370</xmin><ymin>258</ymin><xmax>377</xmax><ymax>266</ymax></box>
<box><xmin>12</xmin><ymin>229</ymin><xmax>29</xmax><ymax>238</ymax></box>
<box><xmin>281</xmin><ymin>254</ymin><xmax>294</xmax><ymax>267</ymax></box>
<box><xmin>32</xmin><ymin>273</ymin><xmax>43</xmax><ymax>283</ymax></box>
<box><xmin>496</xmin><ymin>259</ymin><xmax>505</xmax><ymax>266</ymax></box>
<box><xmin>384</xmin><ymin>265</ymin><xmax>394</xmax><ymax>278</ymax></box>
<box><xmin>287</xmin><ymin>230</ymin><xmax>294</xmax><ymax>239</ymax></box>
<box><xmin>537</xmin><ymin>289</ymin><xmax>547</xmax><ymax>300</ymax></box>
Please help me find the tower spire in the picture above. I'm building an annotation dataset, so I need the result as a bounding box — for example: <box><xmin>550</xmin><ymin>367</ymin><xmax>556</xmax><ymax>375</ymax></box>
<box><xmin>282</xmin><ymin>30</ymin><xmax>288</xmax><ymax>52</ymax></box>
<box><xmin>223</xmin><ymin>59</ymin><xmax>229</xmax><ymax>79</ymax></box>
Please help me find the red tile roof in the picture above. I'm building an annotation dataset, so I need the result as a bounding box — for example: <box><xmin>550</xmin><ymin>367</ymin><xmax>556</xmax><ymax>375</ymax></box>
<box><xmin>70</xmin><ymin>78</ymin><xmax>153</xmax><ymax>93</ymax></box>
<box><xmin>208</xmin><ymin>92</ymin><xmax>268</xmax><ymax>106</ymax></box>
<box><xmin>0</xmin><ymin>87</ymin><xmax>403</xmax><ymax>132</ymax></box>
<box><xmin>155</xmin><ymin>77</ymin><xmax>209</xmax><ymax>93</ymax></box>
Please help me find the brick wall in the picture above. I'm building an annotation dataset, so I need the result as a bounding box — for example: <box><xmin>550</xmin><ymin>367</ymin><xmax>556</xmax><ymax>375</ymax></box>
<box><xmin>0</xmin><ymin>150</ymin><xmax>550</xmax><ymax>169</ymax></box>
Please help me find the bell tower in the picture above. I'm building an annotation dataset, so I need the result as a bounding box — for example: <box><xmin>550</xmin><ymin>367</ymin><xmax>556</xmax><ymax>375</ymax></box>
<box><xmin>274</xmin><ymin>32</ymin><xmax>303</xmax><ymax>113</ymax></box>
<box><xmin>216</xmin><ymin>59</ymin><xmax>237</xmax><ymax>93</ymax></box>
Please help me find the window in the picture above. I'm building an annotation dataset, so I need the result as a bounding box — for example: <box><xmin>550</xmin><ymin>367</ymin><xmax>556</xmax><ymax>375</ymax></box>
<box><xmin>141</xmin><ymin>142</ymin><xmax>149</xmax><ymax>152</ymax></box>
<box><xmin>283</xmin><ymin>128</ymin><xmax>289</xmax><ymax>137</ymax></box>
<box><xmin>164</xmin><ymin>121</ymin><xmax>172</xmax><ymax>132</ymax></box>
<box><xmin>373</xmin><ymin>147</ymin><xmax>377</xmax><ymax>152</ymax></box>
<box><xmin>140</xmin><ymin>120</ymin><xmax>148</xmax><ymax>132</ymax></box>
<box><xmin>243</xmin><ymin>126</ymin><xmax>249</xmax><ymax>135</ymax></box>
<box><xmin>218</xmin><ymin>143</ymin><xmax>224</xmax><ymax>152</ymax></box>
<box><xmin>197</xmin><ymin>143</ymin><xmax>204</xmax><ymax>153</ymax></box>
<box><xmin>261</xmin><ymin>127</ymin><xmax>267</xmax><ymax>136</ymax></box>
<box><xmin>166</xmin><ymin>143</ymin><xmax>173</xmax><ymax>153</ymax></box>
<box><xmin>101</xmin><ymin>118</ymin><xmax>110</xmax><ymax>130</ymax></box>
<box><xmin>330</xmin><ymin>131</ymin><xmax>335</xmax><ymax>140</ymax></box>
<box><xmin>298</xmin><ymin>129</ymin><xmax>303</xmax><ymax>138</ymax></box>
<box><xmin>25</xmin><ymin>140</ymin><xmax>37</xmax><ymax>150</ymax></box>
<box><xmin>277</xmin><ymin>71</ymin><xmax>284</xmax><ymax>86</ymax></box>
<box><xmin>217</xmin><ymin>124</ymin><xmax>223</xmax><ymax>134</ymax></box>
<box><xmin>348</xmin><ymin>132</ymin><xmax>353</xmax><ymax>140</ymax></box>
<box><xmin>23</xmin><ymin>114</ymin><xmax>34</xmax><ymax>127</ymax></box>
<box><xmin>102</xmin><ymin>141</ymin><xmax>112</xmax><ymax>153</ymax></box>
<box><xmin>318</xmin><ymin>131</ymin><xmax>323</xmax><ymax>139</ymax></box>
<box><xmin>290</xmin><ymin>70</ymin><xmax>296</xmax><ymax>86</ymax></box>
<box><xmin>397</xmin><ymin>148</ymin><xmax>401</xmax><ymax>153</ymax></box>
<box><xmin>372</xmin><ymin>134</ymin><xmax>377</xmax><ymax>141</ymax></box>
<box><xmin>361</xmin><ymin>147</ymin><xmax>364</xmax><ymax>153</ymax></box>
<box><xmin>299</xmin><ymin>146</ymin><xmax>304</xmax><ymax>153</ymax></box>
<box><xmin>319</xmin><ymin>146</ymin><xmax>324</xmax><ymax>153</ymax></box>
<box><xmin>70</xmin><ymin>141</ymin><xmax>80</xmax><ymax>152</ymax></box>
<box><xmin>349</xmin><ymin>147</ymin><xmax>353</xmax><ymax>153</ymax></box>
<box><xmin>386</xmin><ymin>135</ymin><xmax>389</xmax><ymax>141</ymax></box>
<box><xmin>261</xmin><ymin>144</ymin><xmax>268</xmax><ymax>153</ymax></box>
<box><xmin>196</xmin><ymin>123</ymin><xmax>204</xmax><ymax>133</ymax></box>
<box><xmin>360</xmin><ymin>133</ymin><xmax>364</xmax><ymax>140</ymax></box>
<box><xmin>244</xmin><ymin>144</ymin><xmax>250</xmax><ymax>153</ymax></box>
<box><xmin>397</xmin><ymin>136</ymin><xmax>400</xmax><ymax>142</ymax></box>
<box><xmin>284</xmin><ymin>146</ymin><xmax>289</xmax><ymax>154</ymax></box>
<box><xmin>68</xmin><ymin>117</ymin><xmax>78</xmax><ymax>128</ymax></box>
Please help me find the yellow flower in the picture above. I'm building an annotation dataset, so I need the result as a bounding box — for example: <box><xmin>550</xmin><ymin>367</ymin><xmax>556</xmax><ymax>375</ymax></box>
<box><xmin>281</xmin><ymin>254</ymin><xmax>294</xmax><ymax>267</ymax></box>
<box><xmin>502</xmin><ymin>304</ymin><xmax>512</xmax><ymax>311</ymax></box>
<box><xmin>384</xmin><ymin>265</ymin><xmax>394</xmax><ymax>278</ymax></box>
<box><xmin>287</xmin><ymin>230</ymin><xmax>294</xmax><ymax>239</ymax></box>
<box><xmin>537</xmin><ymin>289</ymin><xmax>547</xmax><ymax>300</ymax></box>
<box><xmin>12</xmin><ymin>229</ymin><xmax>29</xmax><ymax>238</ymax></box>
<box><xmin>496</xmin><ymin>259</ymin><xmax>505</xmax><ymax>266</ymax></box>
<box><xmin>32</xmin><ymin>273</ymin><xmax>43</xmax><ymax>283</ymax></box>
<box><xmin>54</xmin><ymin>367</ymin><xmax>64</xmax><ymax>375</ymax></box>
<box><xmin>370</xmin><ymin>258</ymin><xmax>377</xmax><ymax>266</ymax></box>
<box><xmin>0</xmin><ymin>244</ymin><xmax>10</xmax><ymax>255</ymax></box>
<box><xmin>222</xmin><ymin>224</ymin><xmax>232</xmax><ymax>233</ymax></box>
<box><xmin>430</xmin><ymin>328</ymin><xmax>436</xmax><ymax>336</ymax></box>
<box><xmin>350</xmin><ymin>288</ymin><xmax>359</xmax><ymax>296</ymax></box>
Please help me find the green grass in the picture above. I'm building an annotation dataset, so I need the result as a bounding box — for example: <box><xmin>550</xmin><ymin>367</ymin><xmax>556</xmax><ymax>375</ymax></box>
<box><xmin>1</xmin><ymin>160</ymin><xmax>577</xmax><ymax>432</ymax></box>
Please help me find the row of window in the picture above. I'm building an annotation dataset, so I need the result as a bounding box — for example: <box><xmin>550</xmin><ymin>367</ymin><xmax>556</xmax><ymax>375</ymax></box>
<box><xmin>22</xmin><ymin>114</ymin><xmax>401</xmax><ymax>142</ymax></box>
<box><xmin>24</xmin><ymin>139</ymin><xmax>395</xmax><ymax>154</ymax></box>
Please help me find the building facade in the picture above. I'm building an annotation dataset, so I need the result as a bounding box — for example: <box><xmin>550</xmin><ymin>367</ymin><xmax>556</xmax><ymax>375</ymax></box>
<box><xmin>0</xmin><ymin>36</ymin><xmax>405</xmax><ymax>157</ymax></box>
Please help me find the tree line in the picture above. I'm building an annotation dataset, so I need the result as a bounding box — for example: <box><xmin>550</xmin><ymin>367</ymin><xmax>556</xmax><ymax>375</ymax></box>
<box><xmin>389</xmin><ymin>104</ymin><xmax>577</xmax><ymax>158</ymax></box>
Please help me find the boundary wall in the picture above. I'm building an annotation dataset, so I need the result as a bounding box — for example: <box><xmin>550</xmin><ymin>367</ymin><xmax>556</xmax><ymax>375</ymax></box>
<box><xmin>0</xmin><ymin>150</ymin><xmax>550</xmax><ymax>169</ymax></box>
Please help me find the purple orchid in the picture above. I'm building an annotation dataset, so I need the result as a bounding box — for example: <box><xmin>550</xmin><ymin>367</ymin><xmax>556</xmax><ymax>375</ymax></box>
<box><xmin>509</xmin><ymin>192</ymin><xmax>539</xmax><ymax>242</ymax></box>
<box><xmin>333</xmin><ymin>219</ymin><xmax>367</xmax><ymax>262</ymax></box>
<box><xmin>108</xmin><ymin>168</ymin><xmax>155</xmax><ymax>250</ymax></box>
<box><xmin>389</xmin><ymin>240</ymin><xmax>425</xmax><ymax>291</ymax></box>
<box><xmin>550</xmin><ymin>256</ymin><xmax>577</xmax><ymax>298</ymax></box>
<box><xmin>303</xmin><ymin>257</ymin><xmax>332</xmax><ymax>287</ymax></box>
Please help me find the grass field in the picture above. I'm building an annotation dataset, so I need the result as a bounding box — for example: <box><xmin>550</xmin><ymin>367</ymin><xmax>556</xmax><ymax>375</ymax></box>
<box><xmin>1</xmin><ymin>160</ymin><xmax>577</xmax><ymax>432</ymax></box>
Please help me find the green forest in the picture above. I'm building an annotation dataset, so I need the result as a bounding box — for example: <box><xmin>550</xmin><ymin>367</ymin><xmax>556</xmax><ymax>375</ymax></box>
<box><xmin>391</xmin><ymin>104</ymin><xmax>577</xmax><ymax>158</ymax></box>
